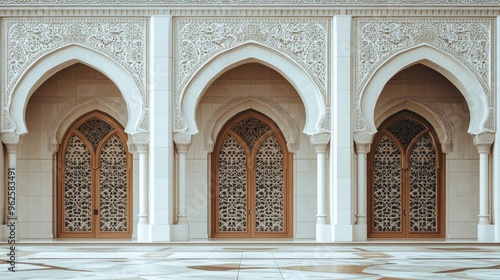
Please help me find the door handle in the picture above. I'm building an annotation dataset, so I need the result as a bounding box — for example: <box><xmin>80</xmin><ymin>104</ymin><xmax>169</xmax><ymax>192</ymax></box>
<box><xmin>248</xmin><ymin>209</ymin><xmax>252</xmax><ymax>216</ymax></box>
<box><xmin>94</xmin><ymin>209</ymin><xmax>98</xmax><ymax>216</ymax></box>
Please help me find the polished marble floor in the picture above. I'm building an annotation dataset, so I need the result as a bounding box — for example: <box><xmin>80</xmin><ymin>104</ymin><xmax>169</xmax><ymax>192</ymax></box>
<box><xmin>1</xmin><ymin>242</ymin><xmax>500</xmax><ymax>279</ymax></box>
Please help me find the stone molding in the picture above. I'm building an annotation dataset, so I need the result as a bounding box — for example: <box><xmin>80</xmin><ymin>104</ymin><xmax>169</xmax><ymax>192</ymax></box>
<box><xmin>353</xmin><ymin>131</ymin><xmax>373</xmax><ymax>145</ymax></box>
<box><xmin>46</xmin><ymin>96</ymin><xmax>128</xmax><ymax>154</ymax></box>
<box><xmin>375</xmin><ymin>96</ymin><xmax>455</xmax><ymax>154</ymax></box>
<box><xmin>354</xmin><ymin>18</ymin><xmax>494</xmax><ymax>132</ymax></box>
<box><xmin>473</xmin><ymin>132</ymin><xmax>495</xmax><ymax>154</ymax></box>
<box><xmin>202</xmin><ymin>96</ymin><xmax>300</xmax><ymax>153</ymax></box>
<box><xmin>174</xmin><ymin>18</ymin><xmax>330</xmax><ymax>131</ymax></box>
<box><xmin>3</xmin><ymin>18</ymin><xmax>148</xmax><ymax>132</ymax></box>
<box><xmin>3</xmin><ymin>0</ymin><xmax>500</xmax><ymax>5</ymax></box>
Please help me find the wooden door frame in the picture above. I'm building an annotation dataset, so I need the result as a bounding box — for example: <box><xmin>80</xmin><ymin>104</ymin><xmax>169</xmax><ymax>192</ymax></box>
<box><xmin>368</xmin><ymin>110</ymin><xmax>445</xmax><ymax>238</ymax></box>
<box><xmin>57</xmin><ymin>111</ymin><xmax>132</xmax><ymax>238</ymax></box>
<box><xmin>211</xmin><ymin>110</ymin><xmax>293</xmax><ymax>238</ymax></box>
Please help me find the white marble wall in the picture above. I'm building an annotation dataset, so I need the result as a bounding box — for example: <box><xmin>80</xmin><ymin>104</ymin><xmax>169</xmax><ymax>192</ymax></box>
<box><xmin>188</xmin><ymin>63</ymin><xmax>318</xmax><ymax>239</ymax></box>
<box><xmin>377</xmin><ymin>64</ymin><xmax>479</xmax><ymax>239</ymax></box>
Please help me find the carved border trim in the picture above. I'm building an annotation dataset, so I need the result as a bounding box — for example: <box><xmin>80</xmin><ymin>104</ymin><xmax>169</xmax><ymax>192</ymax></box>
<box><xmin>174</xmin><ymin>17</ymin><xmax>330</xmax><ymax>132</ymax></box>
<box><xmin>354</xmin><ymin>18</ymin><xmax>494</xmax><ymax>132</ymax></box>
<box><xmin>2</xmin><ymin>18</ymin><xmax>148</xmax><ymax>132</ymax></box>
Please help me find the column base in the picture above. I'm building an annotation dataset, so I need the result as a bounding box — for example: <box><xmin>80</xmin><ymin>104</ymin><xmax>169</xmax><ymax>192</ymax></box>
<box><xmin>332</xmin><ymin>224</ymin><xmax>354</xmax><ymax>242</ymax></box>
<box><xmin>172</xmin><ymin>224</ymin><xmax>190</xmax><ymax>241</ymax></box>
<box><xmin>149</xmin><ymin>224</ymin><xmax>173</xmax><ymax>242</ymax></box>
<box><xmin>353</xmin><ymin>224</ymin><xmax>367</xmax><ymax>241</ymax></box>
<box><xmin>137</xmin><ymin>222</ymin><xmax>150</xmax><ymax>242</ymax></box>
<box><xmin>316</xmin><ymin>223</ymin><xmax>331</xmax><ymax>242</ymax></box>
<box><xmin>478</xmin><ymin>224</ymin><xmax>494</xmax><ymax>242</ymax></box>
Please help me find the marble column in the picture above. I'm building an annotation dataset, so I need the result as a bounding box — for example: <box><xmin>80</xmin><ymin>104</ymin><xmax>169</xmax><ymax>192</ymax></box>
<box><xmin>474</xmin><ymin>133</ymin><xmax>494</xmax><ymax>241</ymax></box>
<box><xmin>2</xmin><ymin>133</ymin><xmax>20</xmax><ymax>241</ymax></box>
<box><xmin>134</xmin><ymin>137</ymin><xmax>150</xmax><ymax>242</ymax></box>
<box><xmin>173</xmin><ymin>133</ymin><xmax>191</xmax><ymax>241</ymax></box>
<box><xmin>311</xmin><ymin>133</ymin><xmax>330</xmax><ymax>242</ymax></box>
<box><xmin>354</xmin><ymin>141</ymin><xmax>371</xmax><ymax>241</ymax></box>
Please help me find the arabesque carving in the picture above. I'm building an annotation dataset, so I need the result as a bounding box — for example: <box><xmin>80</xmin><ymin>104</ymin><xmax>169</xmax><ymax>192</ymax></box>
<box><xmin>355</xmin><ymin>18</ymin><xmax>494</xmax><ymax>132</ymax></box>
<box><xmin>175</xmin><ymin>18</ymin><xmax>330</xmax><ymax>131</ymax></box>
<box><xmin>3</xmin><ymin>18</ymin><xmax>148</xmax><ymax>131</ymax></box>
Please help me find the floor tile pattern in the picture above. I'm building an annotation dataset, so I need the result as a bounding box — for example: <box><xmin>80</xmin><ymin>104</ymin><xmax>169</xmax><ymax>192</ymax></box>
<box><xmin>1</xmin><ymin>244</ymin><xmax>500</xmax><ymax>279</ymax></box>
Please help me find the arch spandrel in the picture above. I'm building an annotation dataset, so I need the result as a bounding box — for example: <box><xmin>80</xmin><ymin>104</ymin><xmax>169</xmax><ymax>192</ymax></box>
<box><xmin>3</xmin><ymin>18</ymin><xmax>147</xmax><ymax>134</ymax></box>
<box><xmin>8</xmin><ymin>45</ymin><xmax>143</xmax><ymax>136</ymax></box>
<box><xmin>175</xmin><ymin>18</ymin><xmax>330</xmax><ymax>135</ymax></box>
<box><xmin>358</xmin><ymin>45</ymin><xmax>490</xmax><ymax>137</ymax></box>
<box><xmin>355</xmin><ymin>18</ymin><xmax>494</xmax><ymax>136</ymax></box>
<box><xmin>179</xmin><ymin>43</ymin><xmax>326</xmax><ymax>137</ymax></box>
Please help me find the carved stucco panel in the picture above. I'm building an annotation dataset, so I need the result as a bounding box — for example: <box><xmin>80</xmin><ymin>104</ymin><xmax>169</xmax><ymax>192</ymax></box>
<box><xmin>2</xmin><ymin>18</ymin><xmax>148</xmax><ymax>132</ymax></box>
<box><xmin>354</xmin><ymin>18</ymin><xmax>494</xmax><ymax>132</ymax></box>
<box><xmin>174</xmin><ymin>18</ymin><xmax>330</xmax><ymax>131</ymax></box>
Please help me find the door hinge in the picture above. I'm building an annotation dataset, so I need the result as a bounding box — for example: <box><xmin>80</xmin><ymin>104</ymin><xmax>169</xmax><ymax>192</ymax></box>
<box><xmin>94</xmin><ymin>209</ymin><xmax>98</xmax><ymax>216</ymax></box>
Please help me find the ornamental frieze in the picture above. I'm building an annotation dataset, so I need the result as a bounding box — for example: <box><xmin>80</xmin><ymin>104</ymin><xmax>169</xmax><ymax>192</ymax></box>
<box><xmin>174</xmin><ymin>18</ymin><xmax>330</xmax><ymax>131</ymax></box>
<box><xmin>2</xmin><ymin>0</ymin><xmax>500</xmax><ymax>5</ymax></box>
<box><xmin>354</xmin><ymin>18</ymin><xmax>494</xmax><ymax>131</ymax></box>
<box><xmin>2</xmin><ymin>18</ymin><xmax>148</xmax><ymax>131</ymax></box>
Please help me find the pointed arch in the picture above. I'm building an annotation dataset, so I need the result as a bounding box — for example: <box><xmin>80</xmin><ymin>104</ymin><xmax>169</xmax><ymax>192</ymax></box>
<box><xmin>360</xmin><ymin>45</ymin><xmax>489</xmax><ymax>136</ymax></box>
<box><xmin>47</xmin><ymin>97</ymin><xmax>128</xmax><ymax>154</ymax></box>
<box><xmin>203</xmin><ymin>96</ymin><xmax>300</xmax><ymax>153</ymax></box>
<box><xmin>9</xmin><ymin>44</ymin><xmax>142</xmax><ymax>135</ymax></box>
<box><xmin>375</xmin><ymin>96</ymin><xmax>455</xmax><ymax>154</ymax></box>
<box><xmin>180</xmin><ymin>42</ymin><xmax>325</xmax><ymax>136</ymax></box>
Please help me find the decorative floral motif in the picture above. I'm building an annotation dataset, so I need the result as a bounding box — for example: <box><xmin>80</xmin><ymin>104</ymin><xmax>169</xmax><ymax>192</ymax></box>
<box><xmin>3</xmin><ymin>18</ymin><xmax>147</xmax><ymax>131</ymax></box>
<box><xmin>217</xmin><ymin>134</ymin><xmax>247</xmax><ymax>232</ymax></box>
<box><xmin>78</xmin><ymin>117</ymin><xmax>113</xmax><ymax>150</ymax></box>
<box><xmin>355</xmin><ymin>18</ymin><xmax>494</xmax><ymax>131</ymax></box>
<box><xmin>409</xmin><ymin>134</ymin><xmax>437</xmax><ymax>232</ymax></box>
<box><xmin>373</xmin><ymin>135</ymin><xmax>402</xmax><ymax>232</ymax></box>
<box><xmin>255</xmin><ymin>134</ymin><xmax>285</xmax><ymax>232</ymax></box>
<box><xmin>99</xmin><ymin>134</ymin><xmax>128</xmax><ymax>232</ymax></box>
<box><xmin>64</xmin><ymin>135</ymin><xmax>92</xmax><ymax>232</ymax></box>
<box><xmin>175</xmin><ymin>18</ymin><xmax>330</xmax><ymax>131</ymax></box>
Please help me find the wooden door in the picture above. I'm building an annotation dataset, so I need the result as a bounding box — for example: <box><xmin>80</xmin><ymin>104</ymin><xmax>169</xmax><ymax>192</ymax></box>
<box><xmin>368</xmin><ymin>111</ymin><xmax>445</xmax><ymax>238</ymax></box>
<box><xmin>211</xmin><ymin>110</ymin><xmax>293</xmax><ymax>238</ymax></box>
<box><xmin>57</xmin><ymin>111</ymin><xmax>132</xmax><ymax>238</ymax></box>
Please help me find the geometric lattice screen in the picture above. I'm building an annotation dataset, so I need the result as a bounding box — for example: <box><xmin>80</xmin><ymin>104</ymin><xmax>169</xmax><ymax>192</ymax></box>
<box><xmin>59</xmin><ymin>113</ymin><xmax>130</xmax><ymax>238</ymax></box>
<box><xmin>213</xmin><ymin>111</ymin><xmax>291</xmax><ymax>238</ymax></box>
<box><xmin>370</xmin><ymin>112</ymin><xmax>442</xmax><ymax>238</ymax></box>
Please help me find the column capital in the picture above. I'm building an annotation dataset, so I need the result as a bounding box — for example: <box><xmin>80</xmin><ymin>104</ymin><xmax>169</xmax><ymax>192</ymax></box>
<box><xmin>310</xmin><ymin>133</ymin><xmax>330</xmax><ymax>154</ymax></box>
<box><xmin>355</xmin><ymin>143</ymin><xmax>371</xmax><ymax>154</ymax></box>
<box><xmin>473</xmin><ymin>133</ymin><xmax>494</xmax><ymax>154</ymax></box>
<box><xmin>174</xmin><ymin>133</ymin><xmax>192</xmax><ymax>154</ymax></box>
<box><xmin>353</xmin><ymin>131</ymin><xmax>374</xmax><ymax>145</ymax></box>
<box><xmin>2</xmin><ymin>132</ymin><xmax>22</xmax><ymax>153</ymax></box>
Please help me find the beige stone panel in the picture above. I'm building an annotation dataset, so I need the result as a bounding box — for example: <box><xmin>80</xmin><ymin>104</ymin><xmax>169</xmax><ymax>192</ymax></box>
<box><xmin>96</xmin><ymin>82</ymin><xmax>121</xmax><ymax>97</ymax></box>
<box><xmin>230</xmin><ymin>64</ymin><xmax>252</xmax><ymax>80</ymax></box>
<box><xmin>56</xmin><ymin>65</ymin><xmax>76</xmax><ymax>80</ymax></box>
<box><xmin>57</xmin><ymin>79</ymin><xmax>76</xmax><ymax>96</ymax></box>
<box><xmin>250</xmin><ymin>64</ymin><xmax>271</xmax><ymax>80</ymax></box>
<box><xmin>230</xmin><ymin>80</ymin><xmax>252</xmax><ymax>97</ymax></box>
<box><xmin>26</xmin><ymin>102</ymin><xmax>42</xmax><ymax>132</ymax></box>
<box><xmin>75</xmin><ymin>63</ymin><xmax>97</xmax><ymax>79</ymax></box>
<box><xmin>36</xmin><ymin>76</ymin><xmax>58</xmax><ymax>96</ymax></box>
<box><xmin>250</xmin><ymin>81</ymin><xmax>271</xmax><ymax>97</ymax></box>
<box><xmin>75</xmin><ymin>80</ymin><xmax>97</xmax><ymax>97</ymax></box>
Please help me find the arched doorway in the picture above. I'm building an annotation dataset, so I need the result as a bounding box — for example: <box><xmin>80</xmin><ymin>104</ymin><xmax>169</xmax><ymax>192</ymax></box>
<box><xmin>368</xmin><ymin>110</ymin><xmax>445</xmax><ymax>238</ymax></box>
<box><xmin>211</xmin><ymin>110</ymin><xmax>293</xmax><ymax>238</ymax></box>
<box><xmin>57</xmin><ymin>111</ymin><xmax>132</xmax><ymax>238</ymax></box>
